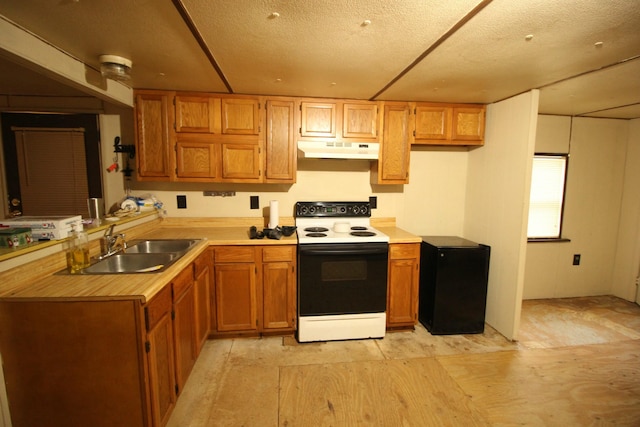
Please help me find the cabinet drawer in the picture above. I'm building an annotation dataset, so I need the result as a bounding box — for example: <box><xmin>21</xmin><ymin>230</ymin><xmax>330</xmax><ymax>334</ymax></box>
<box><xmin>389</xmin><ymin>243</ymin><xmax>420</xmax><ymax>260</ymax></box>
<box><xmin>145</xmin><ymin>285</ymin><xmax>172</xmax><ymax>331</ymax></box>
<box><xmin>215</xmin><ymin>246</ymin><xmax>255</xmax><ymax>263</ymax></box>
<box><xmin>262</xmin><ymin>245</ymin><xmax>295</xmax><ymax>262</ymax></box>
<box><xmin>173</xmin><ymin>265</ymin><xmax>194</xmax><ymax>299</ymax></box>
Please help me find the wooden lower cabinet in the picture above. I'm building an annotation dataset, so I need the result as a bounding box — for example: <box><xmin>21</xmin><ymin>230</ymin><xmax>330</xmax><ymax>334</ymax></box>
<box><xmin>0</xmin><ymin>260</ymin><xmax>208</xmax><ymax>427</ymax></box>
<box><xmin>171</xmin><ymin>265</ymin><xmax>196</xmax><ymax>393</ymax></box>
<box><xmin>262</xmin><ymin>246</ymin><xmax>297</xmax><ymax>332</ymax></box>
<box><xmin>212</xmin><ymin>245</ymin><xmax>296</xmax><ymax>336</ymax></box>
<box><xmin>194</xmin><ymin>250</ymin><xmax>212</xmax><ymax>352</ymax></box>
<box><xmin>0</xmin><ymin>299</ymin><xmax>151</xmax><ymax>427</ymax></box>
<box><xmin>146</xmin><ymin>285</ymin><xmax>177</xmax><ymax>427</ymax></box>
<box><xmin>387</xmin><ymin>243</ymin><xmax>421</xmax><ymax>329</ymax></box>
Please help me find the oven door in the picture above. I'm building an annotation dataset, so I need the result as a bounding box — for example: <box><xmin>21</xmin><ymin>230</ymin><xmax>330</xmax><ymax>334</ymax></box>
<box><xmin>298</xmin><ymin>242</ymin><xmax>388</xmax><ymax>316</ymax></box>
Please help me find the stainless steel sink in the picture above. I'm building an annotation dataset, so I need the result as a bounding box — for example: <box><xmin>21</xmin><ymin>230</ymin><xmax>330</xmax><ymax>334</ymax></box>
<box><xmin>82</xmin><ymin>253</ymin><xmax>177</xmax><ymax>274</ymax></box>
<box><xmin>73</xmin><ymin>239</ymin><xmax>201</xmax><ymax>274</ymax></box>
<box><xmin>125</xmin><ymin>239</ymin><xmax>198</xmax><ymax>254</ymax></box>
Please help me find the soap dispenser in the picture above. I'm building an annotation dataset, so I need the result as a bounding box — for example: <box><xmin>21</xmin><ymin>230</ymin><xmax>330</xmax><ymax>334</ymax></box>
<box><xmin>66</xmin><ymin>226</ymin><xmax>90</xmax><ymax>274</ymax></box>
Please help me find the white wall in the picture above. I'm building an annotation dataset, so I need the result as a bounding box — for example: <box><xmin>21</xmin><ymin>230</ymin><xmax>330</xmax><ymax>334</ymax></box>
<box><xmin>524</xmin><ymin>117</ymin><xmax>630</xmax><ymax>299</ymax></box>
<box><xmin>464</xmin><ymin>90</ymin><xmax>539</xmax><ymax>341</ymax></box>
<box><xmin>612</xmin><ymin>118</ymin><xmax>640</xmax><ymax>302</ymax></box>
<box><xmin>129</xmin><ymin>152</ymin><xmax>470</xmax><ymax>234</ymax></box>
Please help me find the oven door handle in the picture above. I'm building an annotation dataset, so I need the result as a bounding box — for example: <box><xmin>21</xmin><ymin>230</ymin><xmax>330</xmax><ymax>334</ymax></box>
<box><xmin>299</xmin><ymin>246</ymin><xmax>388</xmax><ymax>256</ymax></box>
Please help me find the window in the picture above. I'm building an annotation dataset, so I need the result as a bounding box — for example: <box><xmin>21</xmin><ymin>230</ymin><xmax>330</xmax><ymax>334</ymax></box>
<box><xmin>1</xmin><ymin>113</ymin><xmax>101</xmax><ymax>217</ymax></box>
<box><xmin>527</xmin><ymin>154</ymin><xmax>568</xmax><ymax>239</ymax></box>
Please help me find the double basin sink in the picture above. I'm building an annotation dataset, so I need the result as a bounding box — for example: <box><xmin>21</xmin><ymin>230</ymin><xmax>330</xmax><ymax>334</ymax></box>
<box><xmin>80</xmin><ymin>239</ymin><xmax>200</xmax><ymax>274</ymax></box>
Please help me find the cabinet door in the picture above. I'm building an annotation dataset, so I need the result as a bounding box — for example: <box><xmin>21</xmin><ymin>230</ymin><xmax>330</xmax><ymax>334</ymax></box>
<box><xmin>451</xmin><ymin>106</ymin><xmax>485</xmax><ymax>144</ymax></box>
<box><xmin>146</xmin><ymin>286</ymin><xmax>177</xmax><ymax>427</ymax></box>
<box><xmin>221</xmin><ymin>97</ymin><xmax>260</xmax><ymax>135</ymax></box>
<box><xmin>194</xmin><ymin>253</ymin><xmax>211</xmax><ymax>353</ymax></box>
<box><xmin>374</xmin><ymin>102</ymin><xmax>410</xmax><ymax>184</ymax></box>
<box><xmin>262</xmin><ymin>246</ymin><xmax>296</xmax><ymax>331</ymax></box>
<box><xmin>135</xmin><ymin>91</ymin><xmax>172</xmax><ymax>180</ymax></box>
<box><xmin>221</xmin><ymin>143</ymin><xmax>261</xmax><ymax>181</ymax></box>
<box><xmin>387</xmin><ymin>244</ymin><xmax>420</xmax><ymax>328</ymax></box>
<box><xmin>343</xmin><ymin>102</ymin><xmax>378</xmax><ymax>140</ymax></box>
<box><xmin>265</xmin><ymin>99</ymin><xmax>296</xmax><ymax>183</ymax></box>
<box><xmin>175</xmin><ymin>136</ymin><xmax>219</xmax><ymax>179</ymax></box>
<box><xmin>175</xmin><ymin>95</ymin><xmax>219</xmax><ymax>133</ymax></box>
<box><xmin>414</xmin><ymin>104</ymin><xmax>451</xmax><ymax>141</ymax></box>
<box><xmin>214</xmin><ymin>263</ymin><xmax>258</xmax><ymax>332</ymax></box>
<box><xmin>173</xmin><ymin>283</ymin><xmax>196</xmax><ymax>393</ymax></box>
<box><xmin>300</xmin><ymin>102</ymin><xmax>337</xmax><ymax>138</ymax></box>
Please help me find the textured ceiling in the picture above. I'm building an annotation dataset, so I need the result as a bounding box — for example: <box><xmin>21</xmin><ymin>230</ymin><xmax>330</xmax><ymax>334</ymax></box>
<box><xmin>0</xmin><ymin>0</ymin><xmax>638</xmax><ymax>118</ymax></box>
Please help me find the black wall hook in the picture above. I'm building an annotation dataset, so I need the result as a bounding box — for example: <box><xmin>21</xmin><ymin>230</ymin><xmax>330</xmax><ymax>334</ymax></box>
<box><xmin>113</xmin><ymin>136</ymin><xmax>136</xmax><ymax>159</ymax></box>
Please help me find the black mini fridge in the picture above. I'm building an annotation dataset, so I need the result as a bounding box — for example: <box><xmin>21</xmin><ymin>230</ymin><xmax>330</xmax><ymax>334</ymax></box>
<box><xmin>419</xmin><ymin>236</ymin><xmax>490</xmax><ymax>335</ymax></box>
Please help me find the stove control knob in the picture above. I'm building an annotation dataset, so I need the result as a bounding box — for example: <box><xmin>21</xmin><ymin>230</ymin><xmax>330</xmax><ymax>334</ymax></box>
<box><xmin>299</xmin><ymin>206</ymin><xmax>308</xmax><ymax>215</ymax></box>
<box><xmin>338</xmin><ymin>206</ymin><xmax>347</xmax><ymax>214</ymax></box>
<box><xmin>309</xmin><ymin>206</ymin><xmax>316</xmax><ymax>214</ymax></box>
<box><xmin>360</xmin><ymin>205</ymin><xmax>369</xmax><ymax>215</ymax></box>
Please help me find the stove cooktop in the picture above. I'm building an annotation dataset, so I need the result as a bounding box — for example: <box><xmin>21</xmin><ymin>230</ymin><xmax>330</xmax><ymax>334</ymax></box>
<box><xmin>295</xmin><ymin>201</ymin><xmax>389</xmax><ymax>244</ymax></box>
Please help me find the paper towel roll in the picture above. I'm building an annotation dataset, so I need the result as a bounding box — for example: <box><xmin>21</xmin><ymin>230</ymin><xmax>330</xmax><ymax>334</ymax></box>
<box><xmin>268</xmin><ymin>200</ymin><xmax>279</xmax><ymax>229</ymax></box>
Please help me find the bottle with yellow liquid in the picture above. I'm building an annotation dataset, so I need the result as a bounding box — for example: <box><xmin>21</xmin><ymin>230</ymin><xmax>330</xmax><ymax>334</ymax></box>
<box><xmin>66</xmin><ymin>227</ymin><xmax>90</xmax><ymax>274</ymax></box>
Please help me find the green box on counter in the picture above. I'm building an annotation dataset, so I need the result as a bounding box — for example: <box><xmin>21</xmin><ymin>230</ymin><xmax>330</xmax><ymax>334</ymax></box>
<box><xmin>0</xmin><ymin>227</ymin><xmax>33</xmax><ymax>248</ymax></box>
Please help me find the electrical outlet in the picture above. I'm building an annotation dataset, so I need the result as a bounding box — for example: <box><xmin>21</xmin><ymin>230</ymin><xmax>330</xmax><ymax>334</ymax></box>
<box><xmin>250</xmin><ymin>196</ymin><xmax>259</xmax><ymax>209</ymax></box>
<box><xmin>369</xmin><ymin>196</ymin><xmax>377</xmax><ymax>209</ymax></box>
<box><xmin>573</xmin><ymin>254</ymin><xmax>581</xmax><ymax>265</ymax></box>
<box><xmin>177</xmin><ymin>195</ymin><xmax>187</xmax><ymax>209</ymax></box>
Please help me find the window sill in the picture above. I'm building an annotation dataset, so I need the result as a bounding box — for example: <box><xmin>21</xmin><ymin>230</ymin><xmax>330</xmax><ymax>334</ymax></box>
<box><xmin>527</xmin><ymin>237</ymin><xmax>571</xmax><ymax>243</ymax></box>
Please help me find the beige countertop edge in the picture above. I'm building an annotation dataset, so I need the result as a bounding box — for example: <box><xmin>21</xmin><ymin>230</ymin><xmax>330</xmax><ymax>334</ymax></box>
<box><xmin>0</xmin><ymin>224</ymin><xmax>419</xmax><ymax>303</ymax></box>
<box><xmin>378</xmin><ymin>227</ymin><xmax>422</xmax><ymax>244</ymax></box>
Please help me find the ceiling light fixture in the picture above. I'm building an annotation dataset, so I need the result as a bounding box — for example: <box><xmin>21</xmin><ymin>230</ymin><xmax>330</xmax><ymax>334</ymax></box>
<box><xmin>98</xmin><ymin>54</ymin><xmax>132</xmax><ymax>81</ymax></box>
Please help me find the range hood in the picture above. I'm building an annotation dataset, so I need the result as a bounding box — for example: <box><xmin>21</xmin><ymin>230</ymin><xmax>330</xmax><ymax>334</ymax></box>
<box><xmin>297</xmin><ymin>140</ymin><xmax>379</xmax><ymax>160</ymax></box>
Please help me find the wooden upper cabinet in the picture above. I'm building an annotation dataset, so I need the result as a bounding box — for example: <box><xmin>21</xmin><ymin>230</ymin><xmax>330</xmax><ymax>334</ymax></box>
<box><xmin>300</xmin><ymin>101</ymin><xmax>337</xmax><ymax>138</ymax></box>
<box><xmin>175</xmin><ymin>135</ymin><xmax>219</xmax><ymax>180</ymax></box>
<box><xmin>175</xmin><ymin>94</ymin><xmax>261</xmax><ymax>136</ymax></box>
<box><xmin>413</xmin><ymin>102</ymin><xmax>485</xmax><ymax>146</ymax></box>
<box><xmin>175</xmin><ymin>95</ymin><xmax>219</xmax><ymax>133</ymax></box>
<box><xmin>221</xmin><ymin>98</ymin><xmax>260</xmax><ymax>135</ymax></box>
<box><xmin>265</xmin><ymin>99</ymin><xmax>296</xmax><ymax>183</ymax></box>
<box><xmin>299</xmin><ymin>100</ymin><xmax>379</xmax><ymax>142</ymax></box>
<box><xmin>414</xmin><ymin>104</ymin><xmax>451</xmax><ymax>141</ymax></box>
<box><xmin>343</xmin><ymin>102</ymin><xmax>378</xmax><ymax>140</ymax></box>
<box><xmin>451</xmin><ymin>106</ymin><xmax>485</xmax><ymax>142</ymax></box>
<box><xmin>372</xmin><ymin>102</ymin><xmax>411</xmax><ymax>185</ymax></box>
<box><xmin>221</xmin><ymin>143</ymin><xmax>261</xmax><ymax>181</ymax></box>
<box><xmin>134</xmin><ymin>90</ymin><xmax>173</xmax><ymax>180</ymax></box>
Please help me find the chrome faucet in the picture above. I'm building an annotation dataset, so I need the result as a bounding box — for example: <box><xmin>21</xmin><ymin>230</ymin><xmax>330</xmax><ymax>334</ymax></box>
<box><xmin>98</xmin><ymin>224</ymin><xmax>127</xmax><ymax>260</ymax></box>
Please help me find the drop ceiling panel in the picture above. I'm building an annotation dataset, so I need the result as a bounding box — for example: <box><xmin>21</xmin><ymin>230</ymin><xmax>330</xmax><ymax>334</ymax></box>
<box><xmin>181</xmin><ymin>0</ymin><xmax>484</xmax><ymax>99</ymax></box>
<box><xmin>539</xmin><ymin>59</ymin><xmax>640</xmax><ymax>118</ymax></box>
<box><xmin>379</xmin><ymin>0</ymin><xmax>640</xmax><ymax>105</ymax></box>
<box><xmin>0</xmin><ymin>0</ymin><xmax>228</xmax><ymax>92</ymax></box>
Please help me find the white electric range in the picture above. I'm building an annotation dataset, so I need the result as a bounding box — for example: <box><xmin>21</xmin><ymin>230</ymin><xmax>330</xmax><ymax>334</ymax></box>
<box><xmin>295</xmin><ymin>201</ymin><xmax>389</xmax><ymax>342</ymax></box>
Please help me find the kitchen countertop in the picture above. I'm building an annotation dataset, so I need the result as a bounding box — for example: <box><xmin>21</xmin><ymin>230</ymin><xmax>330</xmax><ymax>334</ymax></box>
<box><xmin>377</xmin><ymin>226</ymin><xmax>422</xmax><ymax>244</ymax></box>
<box><xmin>0</xmin><ymin>224</ymin><xmax>417</xmax><ymax>303</ymax></box>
